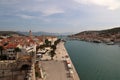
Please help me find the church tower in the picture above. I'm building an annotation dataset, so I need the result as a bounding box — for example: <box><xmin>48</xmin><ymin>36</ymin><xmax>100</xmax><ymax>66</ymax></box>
<box><xmin>29</xmin><ymin>30</ymin><xmax>32</xmax><ymax>38</ymax></box>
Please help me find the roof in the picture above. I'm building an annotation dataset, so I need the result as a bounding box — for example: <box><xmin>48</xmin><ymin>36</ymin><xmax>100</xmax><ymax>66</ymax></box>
<box><xmin>4</xmin><ymin>43</ymin><xmax>18</xmax><ymax>49</ymax></box>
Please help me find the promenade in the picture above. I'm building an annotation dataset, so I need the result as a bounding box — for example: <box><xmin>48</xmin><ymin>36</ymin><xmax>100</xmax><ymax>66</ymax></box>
<box><xmin>56</xmin><ymin>42</ymin><xmax>80</xmax><ymax>80</ymax></box>
<box><xmin>40</xmin><ymin>42</ymin><xmax>80</xmax><ymax>80</ymax></box>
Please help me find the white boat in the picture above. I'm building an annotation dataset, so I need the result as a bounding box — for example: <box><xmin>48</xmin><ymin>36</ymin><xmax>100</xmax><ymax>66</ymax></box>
<box><xmin>68</xmin><ymin>64</ymin><xmax>72</xmax><ymax>69</ymax></box>
<box><xmin>106</xmin><ymin>42</ymin><xmax>114</xmax><ymax>45</ymax></box>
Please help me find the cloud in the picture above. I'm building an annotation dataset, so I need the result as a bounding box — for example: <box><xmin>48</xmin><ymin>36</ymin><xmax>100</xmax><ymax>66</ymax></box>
<box><xmin>41</xmin><ymin>7</ymin><xmax>64</xmax><ymax>16</ymax></box>
<box><xmin>16</xmin><ymin>1</ymin><xmax>64</xmax><ymax>16</ymax></box>
<box><xmin>1</xmin><ymin>0</ymin><xmax>120</xmax><ymax>33</ymax></box>
<box><xmin>16</xmin><ymin>14</ymin><xmax>35</xmax><ymax>19</ymax></box>
<box><xmin>0</xmin><ymin>0</ymin><xmax>65</xmax><ymax>17</ymax></box>
<box><xmin>0</xmin><ymin>0</ymin><xmax>23</xmax><ymax>5</ymax></box>
<box><xmin>20</xmin><ymin>6</ymin><xmax>64</xmax><ymax>16</ymax></box>
<box><xmin>73</xmin><ymin>0</ymin><xmax>120</xmax><ymax>10</ymax></box>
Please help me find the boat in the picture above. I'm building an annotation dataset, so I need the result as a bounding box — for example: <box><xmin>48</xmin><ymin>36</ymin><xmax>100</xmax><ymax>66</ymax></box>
<box><xmin>106</xmin><ymin>42</ymin><xmax>114</xmax><ymax>45</ymax></box>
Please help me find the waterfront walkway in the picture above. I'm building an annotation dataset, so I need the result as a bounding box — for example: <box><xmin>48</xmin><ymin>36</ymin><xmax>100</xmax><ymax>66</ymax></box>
<box><xmin>40</xmin><ymin>42</ymin><xmax>80</xmax><ymax>80</ymax></box>
<box><xmin>41</xmin><ymin>60</ymin><xmax>73</xmax><ymax>80</ymax></box>
<box><xmin>56</xmin><ymin>42</ymin><xmax>80</xmax><ymax>80</ymax></box>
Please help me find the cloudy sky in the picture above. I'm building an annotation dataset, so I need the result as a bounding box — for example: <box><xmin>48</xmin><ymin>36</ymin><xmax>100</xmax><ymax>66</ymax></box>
<box><xmin>0</xmin><ymin>0</ymin><xmax>120</xmax><ymax>33</ymax></box>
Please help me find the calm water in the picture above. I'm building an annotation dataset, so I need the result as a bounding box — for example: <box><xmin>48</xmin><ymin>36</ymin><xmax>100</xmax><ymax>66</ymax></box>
<box><xmin>65</xmin><ymin>40</ymin><xmax>120</xmax><ymax>80</ymax></box>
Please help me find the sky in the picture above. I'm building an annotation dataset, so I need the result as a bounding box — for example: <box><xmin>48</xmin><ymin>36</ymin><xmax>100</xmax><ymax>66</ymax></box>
<box><xmin>0</xmin><ymin>0</ymin><xmax>120</xmax><ymax>33</ymax></box>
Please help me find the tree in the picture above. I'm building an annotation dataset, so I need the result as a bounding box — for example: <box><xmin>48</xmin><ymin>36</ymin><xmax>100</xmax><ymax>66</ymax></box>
<box><xmin>57</xmin><ymin>39</ymin><xmax>61</xmax><ymax>43</ymax></box>
<box><xmin>54</xmin><ymin>39</ymin><xmax>61</xmax><ymax>46</ymax></box>
<box><xmin>14</xmin><ymin>47</ymin><xmax>21</xmax><ymax>53</ymax></box>
<box><xmin>0</xmin><ymin>54</ymin><xmax>7</xmax><ymax>60</ymax></box>
<box><xmin>45</xmin><ymin>39</ymin><xmax>49</xmax><ymax>46</ymax></box>
<box><xmin>51</xmin><ymin>45</ymin><xmax>56</xmax><ymax>51</ymax></box>
<box><xmin>49</xmin><ymin>50</ymin><xmax>56</xmax><ymax>60</ymax></box>
<box><xmin>14</xmin><ymin>47</ymin><xmax>21</xmax><ymax>59</ymax></box>
<box><xmin>45</xmin><ymin>39</ymin><xmax>51</xmax><ymax>46</ymax></box>
<box><xmin>39</xmin><ymin>45</ymin><xmax>45</xmax><ymax>49</ymax></box>
<box><xmin>54</xmin><ymin>40</ymin><xmax>58</xmax><ymax>46</ymax></box>
<box><xmin>0</xmin><ymin>46</ymin><xmax>4</xmax><ymax>55</ymax></box>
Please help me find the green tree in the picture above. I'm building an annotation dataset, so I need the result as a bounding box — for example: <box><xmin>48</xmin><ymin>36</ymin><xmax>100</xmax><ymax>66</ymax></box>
<box><xmin>14</xmin><ymin>47</ymin><xmax>21</xmax><ymax>53</ymax></box>
<box><xmin>14</xmin><ymin>47</ymin><xmax>21</xmax><ymax>59</ymax></box>
<box><xmin>0</xmin><ymin>46</ymin><xmax>4</xmax><ymax>55</ymax></box>
<box><xmin>49</xmin><ymin>50</ymin><xmax>56</xmax><ymax>60</ymax></box>
<box><xmin>39</xmin><ymin>45</ymin><xmax>45</xmax><ymax>49</ymax></box>
<box><xmin>45</xmin><ymin>39</ymin><xmax>49</xmax><ymax>46</ymax></box>
<box><xmin>45</xmin><ymin>39</ymin><xmax>51</xmax><ymax>46</ymax></box>
<box><xmin>54</xmin><ymin>39</ymin><xmax>61</xmax><ymax>46</ymax></box>
<box><xmin>51</xmin><ymin>45</ymin><xmax>56</xmax><ymax>51</ymax></box>
<box><xmin>0</xmin><ymin>54</ymin><xmax>7</xmax><ymax>60</ymax></box>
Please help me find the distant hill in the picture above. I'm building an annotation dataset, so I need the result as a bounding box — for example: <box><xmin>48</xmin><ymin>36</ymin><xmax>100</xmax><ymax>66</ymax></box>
<box><xmin>0</xmin><ymin>31</ymin><xmax>73</xmax><ymax>37</ymax></box>
<box><xmin>70</xmin><ymin>27</ymin><xmax>120</xmax><ymax>43</ymax></box>
<box><xmin>17</xmin><ymin>31</ymin><xmax>74</xmax><ymax>36</ymax></box>
<box><xmin>17</xmin><ymin>31</ymin><xmax>60</xmax><ymax>36</ymax></box>
<box><xmin>0</xmin><ymin>31</ymin><xmax>24</xmax><ymax>36</ymax></box>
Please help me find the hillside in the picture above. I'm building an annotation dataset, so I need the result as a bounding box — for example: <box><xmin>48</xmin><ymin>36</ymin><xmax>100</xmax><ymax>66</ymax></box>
<box><xmin>17</xmin><ymin>31</ymin><xmax>74</xmax><ymax>36</ymax></box>
<box><xmin>70</xmin><ymin>27</ymin><xmax>120</xmax><ymax>43</ymax></box>
<box><xmin>18</xmin><ymin>31</ymin><xmax>60</xmax><ymax>36</ymax></box>
<box><xmin>0</xmin><ymin>31</ymin><xmax>24</xmax><ymax>36</ymax></box>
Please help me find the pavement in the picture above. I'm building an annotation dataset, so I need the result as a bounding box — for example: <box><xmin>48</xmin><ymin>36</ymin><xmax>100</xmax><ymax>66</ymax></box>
<box><xmin>39</xmin><ymin>41</ymin><xmax>80</xmax><ymax>80</ymax></box>
<box><xmin>40</xmin><ymin>60</ymin><xmax>73</xmax><ymax>80</ymax></box>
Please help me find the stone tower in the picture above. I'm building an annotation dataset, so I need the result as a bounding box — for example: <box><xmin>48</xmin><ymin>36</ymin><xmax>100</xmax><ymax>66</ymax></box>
<box><xmin>29</xmin><ymin>30</ymin><xmax>32</xmax><ymax>38</ymax></box>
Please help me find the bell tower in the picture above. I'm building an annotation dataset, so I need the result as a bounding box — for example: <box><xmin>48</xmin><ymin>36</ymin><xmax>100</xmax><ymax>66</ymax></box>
<box><xmin>29</xmin><ymin>30</ymin><xmax>32</xmax><ymax>37</ymax></box>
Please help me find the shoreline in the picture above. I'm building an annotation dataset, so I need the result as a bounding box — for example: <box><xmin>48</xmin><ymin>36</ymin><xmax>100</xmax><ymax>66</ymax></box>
<box><xmin>69</xmin><ymin>37</ymin><xmax>120</xmax><ymax>46</ymax></box>
<box><xmin>59</xmin><ymin>41</ymin><xmax>80</xmax><ymax>80</ymax></box>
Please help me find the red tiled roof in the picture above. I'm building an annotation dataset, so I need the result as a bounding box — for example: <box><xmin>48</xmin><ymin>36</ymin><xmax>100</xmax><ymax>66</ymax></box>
<box><xmin>4</xmin><ymin>43</ymin><xmax>18</xmax><ymax>49</ymax></box>
<box><xmin>0</xmin><ymin>42</ymin><xmax>2</xmax><ymax>46</ymax></box>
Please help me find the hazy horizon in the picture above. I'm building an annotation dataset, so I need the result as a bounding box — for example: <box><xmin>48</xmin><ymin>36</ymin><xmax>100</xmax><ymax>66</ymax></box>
<box><xmin>0</xmin><ymin>0</ymin><xmax>120</xmax><ymax>33</ymax></box>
